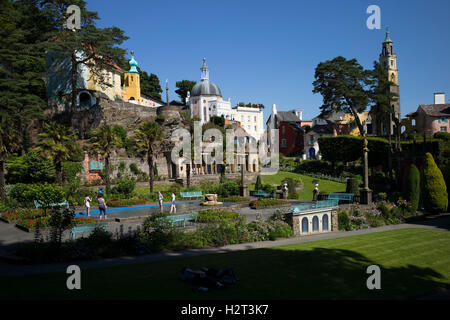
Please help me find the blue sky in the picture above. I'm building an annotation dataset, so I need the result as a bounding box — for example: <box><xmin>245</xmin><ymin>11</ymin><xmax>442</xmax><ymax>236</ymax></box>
<box><xmin>87</xmin><ymin>0</ymin><xmax>450</xmax><ymax>123</ymax></box>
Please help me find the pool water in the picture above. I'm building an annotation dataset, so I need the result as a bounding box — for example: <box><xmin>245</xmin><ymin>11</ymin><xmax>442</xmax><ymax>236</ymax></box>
<box><xmin>75</xmin><ymin>201</ymin><xmax>235</xmax><ymax>219</ymax></box>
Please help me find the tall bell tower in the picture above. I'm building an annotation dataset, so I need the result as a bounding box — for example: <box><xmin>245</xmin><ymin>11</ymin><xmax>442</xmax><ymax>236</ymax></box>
<box><xmin>379</xmin><ymin>29</ymin><xmax>401</xmax><ymax>133</ymax></box>
<box><xmin>123</xmin><ymin>51</ymin><xmax>141</xmax><ymax>104</ymax></box>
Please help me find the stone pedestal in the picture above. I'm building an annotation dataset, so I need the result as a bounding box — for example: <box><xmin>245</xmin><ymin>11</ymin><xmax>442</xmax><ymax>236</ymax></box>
<box><xmin>240</xmin><ymin>186</ymin><xmax>248</xmax><ymax>197</ymax></box>
<box><xmin>360</xmin><ymin>189</ymin><xmax>373</xmax><ymax>205</ymax></box>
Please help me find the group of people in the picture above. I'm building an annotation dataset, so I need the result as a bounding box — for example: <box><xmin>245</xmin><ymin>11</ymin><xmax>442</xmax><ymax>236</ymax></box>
<box><xmin>84</xmin><ymin>189</ymin><xmax>108</xmax><ymax>219</ymax></box>
<box><xmin>83</xmin><ymin>190</ymin><xmax>178</xmax><ymax>219</ymax></box>
<box><xmin>158</xmin><ymin>191</ymin><xmax>177</xmax><ymax>214</ymax></box>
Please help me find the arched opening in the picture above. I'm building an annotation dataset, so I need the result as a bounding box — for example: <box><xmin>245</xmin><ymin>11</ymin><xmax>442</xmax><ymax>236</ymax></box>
<box><xmin>129</xmin><ymin>97</ymin><xmax>135</xmax><ymax>101</ymax></box>
<box><xmin>301</xmin><ymin>217</ymin><xmax>309</xmax><ymax>234</ymax></box>
<box><xmin>312</xmin><ymin>216</ymin><xmax>319</xmax><ymax>232</ymax></box>
<box><xmin>308</xmin><ymin>148</ymin><xmax>316</xmax><ymax>159</ymax></box>
<box><xmin>322</xmin><ymin>214</ymin><xmax>329</xmax><ymax>231</ymax></box>
<box><xmin>78</xmin><ymin>92</ymin><xmax>91</xmax><ymax>108</ymax></box>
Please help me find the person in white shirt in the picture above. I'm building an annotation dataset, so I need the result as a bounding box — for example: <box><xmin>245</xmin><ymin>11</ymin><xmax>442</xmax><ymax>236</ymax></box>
<box><xmin>170</xmin><ymin>192</ymin><xmax>177</xmax><ymax>214</ymax></box>
<box><xmin>84</xmin><ymin>194</ymin><xmax>92</xmax><ymax>217</ymax></box>
<box><xmin>158</xmin><ymin>191</ymin><xmax>164</xmax><ymax>212</ymax></box>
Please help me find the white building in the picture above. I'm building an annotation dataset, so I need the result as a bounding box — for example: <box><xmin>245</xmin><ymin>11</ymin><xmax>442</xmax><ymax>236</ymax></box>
<box><xmin>189</xmin><ymin>58</ymin><xmax>264</xmax><ymax>141</ymax></box>
<box><xmin>230</xmin><ymin>105</ymin><xmax>264</xmax><ymax>141</ymax></box>
<box><xmin>189</xmin><ymin>58</ymin><xmax>232</xmax><ymax>123</ymax></box>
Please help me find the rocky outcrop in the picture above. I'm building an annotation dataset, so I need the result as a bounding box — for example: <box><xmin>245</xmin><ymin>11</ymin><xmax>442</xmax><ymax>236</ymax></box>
<box><xmin>71</xmin><ymin>93</ymin><xmax>158</xmax><ymax>138</ymax></box>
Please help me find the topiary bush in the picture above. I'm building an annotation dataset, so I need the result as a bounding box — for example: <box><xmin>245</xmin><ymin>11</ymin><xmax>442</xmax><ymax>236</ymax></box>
<box><xmin>346</xmin><ymin>178</ymin><xmax>360</xmax><ymax>195</ymax></box>
<box><xmin>403</xmin><ymin>164</ymin><xmax>420</xmax><ymax>213</ymax></box>
<box><xmin>421</xmin><ymin>153</ymin><xmax>448</xmax><ymax>214</ymax></box>
<box><xmin>255</xmin><ymin>175</ymin><xmax>263</xmax><ymax>191</ymax></box>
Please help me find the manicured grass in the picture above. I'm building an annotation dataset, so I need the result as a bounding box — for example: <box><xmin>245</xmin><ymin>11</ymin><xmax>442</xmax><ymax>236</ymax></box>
<box><xmin>133</xmin><ymin>172</ymin><xmax>346</xmax><ymax>201</ymax></box>
<box><xmin>257</xmin><ymin>171</ymin><xmax>346</xmax><ymax>200</ymax></box>
<box><xmin>2</xmin><ymin>228</ymin><xmax>449</xmax><ymax>300</ymax></box>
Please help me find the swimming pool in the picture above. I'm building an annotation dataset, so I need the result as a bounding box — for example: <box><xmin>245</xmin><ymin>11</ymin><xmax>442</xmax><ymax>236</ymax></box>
<box><xmin>75</xmin><ymin>201</ymin><xmax>235</xmax><ymax>219</ymax></box>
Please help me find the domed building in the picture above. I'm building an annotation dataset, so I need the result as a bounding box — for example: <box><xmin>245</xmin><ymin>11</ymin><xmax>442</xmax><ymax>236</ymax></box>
<box><xmin>189</xmin><ymin>58</ymin><xmax>232</xmax><ymax>123</ymax></box>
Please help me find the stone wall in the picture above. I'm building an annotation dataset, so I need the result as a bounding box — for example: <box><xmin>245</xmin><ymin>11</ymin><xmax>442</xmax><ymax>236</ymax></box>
<box><xmin>71</xmin><ymin>93</ymin><xmax>157</xmax><ymax>138</ymax></box>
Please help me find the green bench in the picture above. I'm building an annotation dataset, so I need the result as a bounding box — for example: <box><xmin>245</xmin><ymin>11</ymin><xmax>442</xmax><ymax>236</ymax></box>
<box><xmin>162</xmin><ymin>213</ymin><xmax>199</xmax><ymax>227</ymax></box>
<box><xmin>254</xmin><ymin>190</ymin><xmax>273</xmax><ymax>198</ymax></box>
<box><xmin>34</xmin><ymin>200</ymin><xmax>70</xmax><ymax>209</ymax></box>
<box><xmin>327</xmin><ymin>193</ymin><xmax>355</xmax><ymax>203</ymax></box>
<box><xmin>180</xmin><ymin>191</ymin><xmax>204</xmax><ymax>200</ymax></box>
<box><xmin>70</xmin><ymin>223</ymin><xmax>107</xmax><ymax>240</ymax></box>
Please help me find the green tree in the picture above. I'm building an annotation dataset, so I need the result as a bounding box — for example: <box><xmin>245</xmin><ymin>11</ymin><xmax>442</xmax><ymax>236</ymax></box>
<box><xmin>139</xmin><ymin>68</ymin><xmax>162</xmax><ymax>100</ymax></box>
<box><xmin>6</xmin><ymin>150</ymin><xmax>56</xmax><ymax>184</ymax></box>
<box><xmin>175</xmin><ymin>80</ymin><xmax>196</xmax><ymax>103</ymax></box>
<box><xmin>403</xmin><ymin>164</ymin><xmax>420</xmax><ymax>213</ymax></box>
<box><xmin>35</xmin><ymin>122</ymin><xmax>78</xmax><ymax>186</ymax></box>
<box><xmin>134</xmin><ymin>122</ymin><xmax>164</xmax><ymax>193</ymax></box>
<box><xmin>421</xmin><ymin>153</ymin><xmax>448</xmax><ymax>214</ymax></box>
<box><xmin>41</xmin><ymin>0</ymin><xmax>129</xmax><ymax>111</ymax></box>
<box><xmin>312</xmin><ymin>56</ymin><xmax>373</xmax><ymax>199</ymax></box>
<box><xmin>0</xmin><ymin>114</ymin><xmax>20</xmax><ymax>201</ymax></box>
<box><xmin>255</xmin><ymin>175</ymin><xmax>263</xmax><ymax>191</ymax></box>
<box><xmin>89</xmin><ymin>125</ymin><xmax>123</xmax><ymax>195</ymax></box>
<box><xmin>0</xmin><ymin>0</ymin><xmax>48</xmax><ymax>153</ymax></box>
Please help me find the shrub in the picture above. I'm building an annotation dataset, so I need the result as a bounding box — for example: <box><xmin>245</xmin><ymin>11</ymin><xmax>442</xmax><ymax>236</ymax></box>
<box><xmin>443</xmin><ymin>162</ymin><xmax>450</xmax><ymax>209</ymax></box>
<box><xmin>112</xmin><ymin>179</ymin><xmax>136</xmax><ymax>199</ymax></box>
<box><xmin>255</xmin><ymin>175</ymin><xmax>263</xmax><ymax>190</ymax></box>
<box><xmin>6</xmin><ymin>150</ymin><xmax>55</xmax><ymax>184</ymax></box>
<box><xmin>9</xmin><ymin>183</ymin><xmax>65</xmax><ymax>208</ymax></box>
<box><xmin>346</xmin><ymin>178</ymin><xmax>360</xmax><ymax>195</ymax></box>
<box><xmin>249</xmin><ymin>199</ymin><xmax>289</xmax><ymax>209</ymax></box>
<box><xmin>421</xmin><ymin>153</ymin><xmax>448</xmax><ymax>214</ymax></box>
<box><xmin>434</xmin><ymin>131</ymin><xmax>450</xmax><ymax>141</ymax></box>
<box><xmin>403</xmin><ymin>164</ymin><xmax>420</xmax><ymax>213</ymax></box>
<box><xmin>140</xmin><ymin>212</ymin><xmax>177</xmax><ymax>252</ymax></box>
<box><xmin>197</xmin><ymin>209</ymin><xmax>239</xmax><ymax>223</ymax></box>
<box><xmin>338</xmin><ymin>209</ymin><xmax>352</xmax><ymax>231</ymax></box>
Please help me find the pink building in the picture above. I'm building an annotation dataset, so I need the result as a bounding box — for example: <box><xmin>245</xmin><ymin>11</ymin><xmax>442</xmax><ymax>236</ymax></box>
<box><xmin>405</xmin><ymin>93</ymin><xmax>450</xmax><ymax>135</ymax></box>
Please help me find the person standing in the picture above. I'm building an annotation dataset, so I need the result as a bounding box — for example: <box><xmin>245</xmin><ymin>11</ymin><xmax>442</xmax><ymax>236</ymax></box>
<box><xmin>84</xmin><ymin>194</ymin><xmax>92</xmax><ymax>217</ymax></box>
<box><xmin>170</xmin><ymin>191</ymin><xmax>177</xmax><ymax>214</ymax></box>
<box><xmin>98</xmin><ymin>194</ymin><xmax>107</xmax><ymax>219</ymax></box>
<box><xmin>158</xmin><ymin>191</ymin><xmax>164</xmax><ymax>212</ymax></box>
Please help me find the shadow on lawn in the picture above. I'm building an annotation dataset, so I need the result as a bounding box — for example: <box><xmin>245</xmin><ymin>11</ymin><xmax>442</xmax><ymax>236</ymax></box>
<box><xmin>0</xmin><ymin>246</ymin><xmax>448</xmax><ymax>300</ymax></box>
<box><xmin>175</xmin><ymin>247</ymin><xmax>448</xmax><ymax>300</ymax></box>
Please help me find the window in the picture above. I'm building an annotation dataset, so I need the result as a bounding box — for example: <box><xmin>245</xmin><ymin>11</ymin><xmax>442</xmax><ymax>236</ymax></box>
<box><xmin>282</xmin><ymin>126</ymin><xmax>285</xmax><ymax>135</ymax></box>
<box><xmin>322</xmin><ymin>215</ymin><xmax>329</xmax><ymax>231</ymax></box>
<box><xmin>441</xmin><ymin>127</ymin><xmax>448</xmax><ymax>132</ymax></box>
<box><xmin>254</xmin><ymin>116</ymin><xmax>257</xmax><ymax>122</ymax></box>
<box><xmin>310</xmin><ymin>136</ymin><xmax>314</xmax><ymax>144</ymax></box>
<box><xmin>281</xmin><ymin>139</ymin><xmax>287</xmax><ymax>148</ymax></box>
<box><xmin>312</xmin><ymin>216</ymin><xmax>319</xmax><ymax>232</ymax></box>
<box><xmin>254</xmin><ymin>126</ymin><xmax>257</xmax><ymax>132</ymax></box>
<box><xmin>390</xmin><ymin>60</ymin><xmax>394</xmax><ymax>67</ymax></box>
<box><xmin>412</xmin><ymin>119</ymin><xmax>416</xmax><ymax>126</ymax></box>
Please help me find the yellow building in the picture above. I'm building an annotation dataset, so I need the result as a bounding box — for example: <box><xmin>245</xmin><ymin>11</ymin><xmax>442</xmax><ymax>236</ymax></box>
<box><xmin>85</xmin><ymin>55</ymin><xmax>125</xmax><ymax>101</ymax></box>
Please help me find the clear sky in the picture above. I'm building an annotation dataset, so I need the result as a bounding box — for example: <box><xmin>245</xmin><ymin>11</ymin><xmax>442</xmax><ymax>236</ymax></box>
<box><xmin>87</xmin><ymin>0</ymin><xmax>450</xmax><ymax>124</ymax></box>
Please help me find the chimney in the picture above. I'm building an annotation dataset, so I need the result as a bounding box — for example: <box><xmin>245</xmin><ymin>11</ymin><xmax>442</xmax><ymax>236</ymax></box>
<box><xmin>434</xmin><ymin>92</ymin><xmax>445</xmax><ymax>104</ymax></box>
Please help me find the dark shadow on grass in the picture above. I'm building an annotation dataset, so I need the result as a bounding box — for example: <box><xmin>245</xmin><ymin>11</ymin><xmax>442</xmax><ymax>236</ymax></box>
<box><xmin>0</xmin><ymin>246</ymin><xmax>448</xmax><ymax>300</ymax></box>
<box><xmin>405</xmin><ymin>213</ymin><xmax>450</xmax><ymax>231</ymax></box>
<box><xmin>172</xmin><ymin>247</ymin><xmax>448</xmax><ymax>300</ymax></box>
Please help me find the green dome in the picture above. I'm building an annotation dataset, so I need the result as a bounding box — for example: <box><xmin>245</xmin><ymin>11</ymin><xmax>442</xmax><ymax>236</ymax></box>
<box><xmin>129</xmin><ymin>51</ymin><xmax>139</xmax><ymax>74</ymax></box>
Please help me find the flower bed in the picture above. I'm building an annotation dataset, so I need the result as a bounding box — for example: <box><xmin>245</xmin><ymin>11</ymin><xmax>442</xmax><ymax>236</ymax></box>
<box><xmin>107</xmin><ymin>199</ymin><xmax>147</xmax><ymax>207</ymax></box>
<box><xmin>1</xmin><ymin>209</ymin><xmax>49</xmax><ymax>223</ymax></box>
<box><xmin>15</xmin><ymin>216</ymin><xmax>98</xmax><ymax>231</ymax></box>
<box><xmin>249</xmin><ymin>199</ymin><xmax>290</xmax><ymax>209</ymax></box>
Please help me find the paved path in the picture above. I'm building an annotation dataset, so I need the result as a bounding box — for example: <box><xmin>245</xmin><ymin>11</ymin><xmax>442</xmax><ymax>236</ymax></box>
<box><xmin>1</xmin><ymin>214</ymin><xmax>449</xmax><ymax>277</ymax></box>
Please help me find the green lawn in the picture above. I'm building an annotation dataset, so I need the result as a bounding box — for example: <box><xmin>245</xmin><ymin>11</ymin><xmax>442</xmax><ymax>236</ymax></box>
<box><xmin>134</xmin><ymin>172</ymin><xmax>346</xmax><ymax>201</ymax></box>
<box><xmin>256</xmin><ymin>171</ymin><xmax>346</xmax><ymax>200</ymax></box>
<box><xmin>2</xmin><ymin>228</ymin><xmax>449</xmax><ymax>300</ymax></box>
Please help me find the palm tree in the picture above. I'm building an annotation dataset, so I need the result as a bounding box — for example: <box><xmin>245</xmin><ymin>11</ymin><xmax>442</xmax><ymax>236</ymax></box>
<box><xmin>0</xmin><ymin>115</ymin><xmax>20</xmax><ymax>201</ymax></box>
<box><xmin>134</xmin><ymin>122</ymin><xmax>163</xmax><ymax>194</ymax></box>
<box><xmin>89</xmin><ymin>125</ymin><xmax>123</xmax><ymax>195</ymax></box>
<box><xmin>35</xmin><ymin>122</ymin><xmax>78</xmax><ymax>186</ymax></box>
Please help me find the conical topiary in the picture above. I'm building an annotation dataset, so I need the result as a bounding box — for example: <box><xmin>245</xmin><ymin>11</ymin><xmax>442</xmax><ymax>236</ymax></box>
<box><xmin>421</xmin><ymin>153</ymin><xmax>448</xmax><ymax>214</ymax></box>
<box><xmin>255</xmin><ymin>175</ymin><xmax>263</xmax><ymax>191</ymax></box>
<box><xmin>403</xmin><ymin>164</ymin><xmax>420</xmax><ymax>213</ymax></box>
